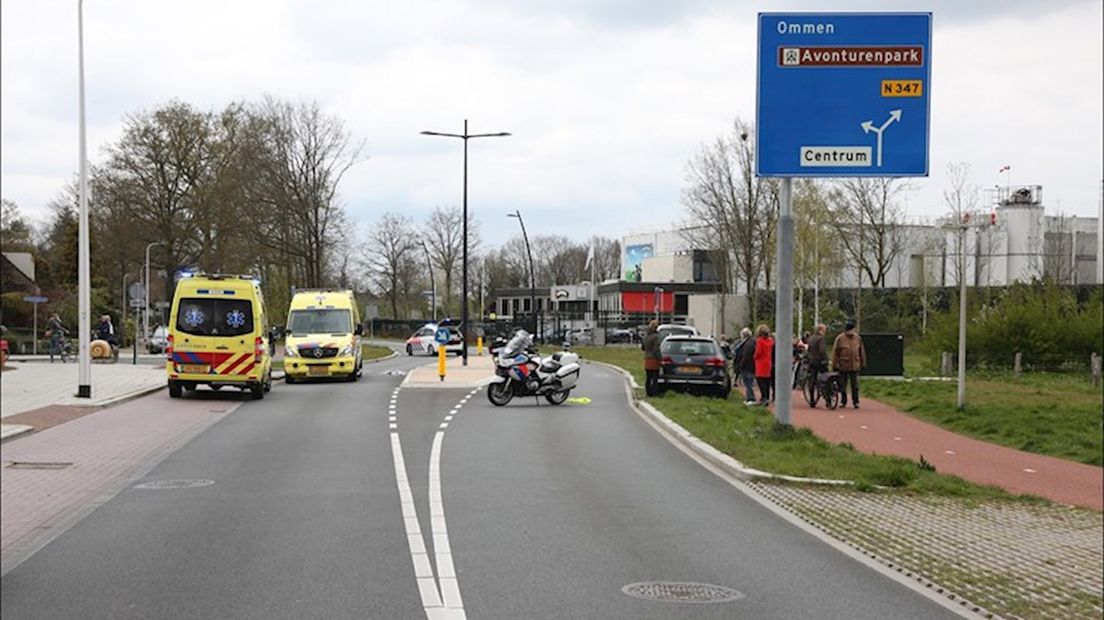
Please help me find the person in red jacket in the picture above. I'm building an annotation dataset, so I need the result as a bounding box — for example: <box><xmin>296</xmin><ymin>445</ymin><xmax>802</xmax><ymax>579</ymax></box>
<box><xmin>753</xmin><ymin>324</ymin><xmax>774</xmax><ymax>406</ymax></box>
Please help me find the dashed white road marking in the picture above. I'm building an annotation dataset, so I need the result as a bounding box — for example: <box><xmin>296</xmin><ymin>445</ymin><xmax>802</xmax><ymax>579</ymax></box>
<box><xmin>1024</xmin><ymin>468</ymin><xmax>1037</xmax><ymax>474</ymax></box>
<box><xmin>945</xmin><ymin>450</ymin><xmax>956</xmax><ymax>455</ymax></box>
<box><xmin>860</xmin><ymin>425</ymin><xmax>868</xmax><ymax>430</ymax></box>
<box><xmin>893</xmin><ymin>437</ymin><xmax>902</xmax><ymax>441</ymax></box>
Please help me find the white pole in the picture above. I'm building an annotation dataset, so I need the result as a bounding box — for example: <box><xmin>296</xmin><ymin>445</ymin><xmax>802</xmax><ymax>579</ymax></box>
<box><xmin>33</xmin><ymin>302</ymin><xmax>39</xmax><ymax>356</ymax></box>
<box><xmin>1097</xmin><ymin>180</ymin><xmax>1103</xmax><ymax>284</ymax></box>
<box><xmin>957</xmin><ymin>226</ymin><xmax>967</xmax><ymax>410</ymax></box>
<box><xmin>76</xmin><ymin>0</ymin><xmax>91</xmax><ymax>397</ymax></box>
<box><xmin>813</xmin><ymin>240</ymin><xmax>820</xmax><ymax>327</ymax></box>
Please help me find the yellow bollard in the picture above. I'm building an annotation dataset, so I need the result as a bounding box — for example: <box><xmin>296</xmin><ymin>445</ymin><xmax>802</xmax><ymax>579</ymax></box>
<box><xmin>477</xmin><ymin>336</ymin><xmax>483</xmax><ymax>356</ymax></box>
<box><xmin>438</xmin><ymin>344</ymin><xmax>447</xmax><ymax>382</ymax></box>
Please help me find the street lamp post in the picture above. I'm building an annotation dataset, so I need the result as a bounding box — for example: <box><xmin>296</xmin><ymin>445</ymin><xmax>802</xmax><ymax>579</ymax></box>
<box><xmin>76</xmin><ymin>0</ymin><xmax>91</xmax><ymax>398</ymax></box>
<box><xmin>144</xmin><ymin>241</ymin><xmax>165</xmax><ymax>346</ymax></box>
<box><xmin>508</xmin><ymin>210</ymin><xmax>537</xmax><ymax>338</ymax></box>
<box><xmin>421</xmin><ymin>240</ymin><xmax>436</xmax><ymax>322</ymax></box>
<box><xmin>421</xmin><ymin>120</ymin><xmax>510</xmax><ymax>366</ymax></box>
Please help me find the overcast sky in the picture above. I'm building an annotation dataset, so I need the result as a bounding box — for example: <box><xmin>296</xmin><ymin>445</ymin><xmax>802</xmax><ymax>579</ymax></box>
<box><xmin>2</xmin><ymin>0</ymin><xmax>1101</xmax><ymax>246</ymax></box>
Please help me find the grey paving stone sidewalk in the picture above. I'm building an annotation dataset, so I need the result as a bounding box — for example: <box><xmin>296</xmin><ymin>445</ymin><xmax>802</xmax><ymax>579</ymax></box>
<box><xmin>748</xmin><ymin>481</ymin><xmax>1104</xmax><ymax>620</ymax></box>
<box><xmin>0</xmin><ymin>360</ymin><xmax>165</xmax><ymax>419</ymax></box>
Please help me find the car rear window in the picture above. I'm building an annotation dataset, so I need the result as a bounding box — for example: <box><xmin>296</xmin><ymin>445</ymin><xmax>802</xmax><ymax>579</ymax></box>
<box><xmin>662</xmin><ymin>340</ymin><xmax>718</xmax><ymax>356</ymax></box>
<box><xmin>175</xmin><ymin>298</ymin><xmax>254</xmax><ymax>337</ymax></box>
<box><xmin>288</xmin><ymin>309</ymin><xmax>352</xmax><ymax>334</ymax></box>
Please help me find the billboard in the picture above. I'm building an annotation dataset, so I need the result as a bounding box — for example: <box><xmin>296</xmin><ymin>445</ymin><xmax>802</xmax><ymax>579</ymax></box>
<box><xmin>623</xmin><ymin>244</ymin><xmax>654</xmax><ymax>281</ymax></box>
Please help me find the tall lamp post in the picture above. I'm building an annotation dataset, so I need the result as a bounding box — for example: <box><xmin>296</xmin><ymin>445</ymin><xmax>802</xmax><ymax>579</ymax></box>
<box><xmin>144</xmin><ymin>241</ymin><xmax>165</xmax><ymax>346</ymax></box>
<box><xmin>421</xmin><ymin>120</ymin><xmax>510</xmax><ymax>366</ymax></box>
<box><xmin>421</xmin><ymin>240</ymin><xmax>436</xmax><ymax>322</ymax></box>
<box><xmin>76</xmin><ymin>0</ymin><xmax>91</xmax><ymax>397</ymax></box>
<box><xmin>508</xmin><ymin>211</ymin><xmax>537</xmax><ymax>336</ymax></box>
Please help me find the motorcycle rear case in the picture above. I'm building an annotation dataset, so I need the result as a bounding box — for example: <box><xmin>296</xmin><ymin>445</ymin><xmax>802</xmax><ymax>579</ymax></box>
<box><xmin>555</xmin><ymin>362</ymin><xmax>581</xmax><ymax>388</ymax></box>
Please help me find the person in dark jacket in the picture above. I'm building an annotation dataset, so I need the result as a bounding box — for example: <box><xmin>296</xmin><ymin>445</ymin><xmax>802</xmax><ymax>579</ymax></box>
<box><xmin>807</xmin><ymin>323</ymin><xmax>828</xmax><ymax>378</ymax></box>
<box><xmin>641</xmin><ymin>319</ymin><xmax>662</xmax><ymax>396</ymax></box>
<box><xmin>832</xmin><ymin>319</ymin><xmax>866</xmax><ymax>408</ymax></box>
<box><xmin>733</xmin><ymin>327</ymin><xmax>757</xmax><ymax>404</ymax></box>
<box><xmin>753</xmin><ymin>324</ymin><xmax>774</xmax><ymax>406</ymax></box>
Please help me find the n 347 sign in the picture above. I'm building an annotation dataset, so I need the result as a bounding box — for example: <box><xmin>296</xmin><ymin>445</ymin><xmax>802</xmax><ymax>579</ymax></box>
<box><xmin>756</xmin><ymin>13</ymin><xmax>932</xmax><ymax>177</ymax></box>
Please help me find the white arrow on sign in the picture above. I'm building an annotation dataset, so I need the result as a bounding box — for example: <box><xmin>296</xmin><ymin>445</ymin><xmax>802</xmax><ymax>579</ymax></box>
<box><xmin>860</xmin><ymin>109</ymin><xmax>902</xmax><ymax>167</ymax></box>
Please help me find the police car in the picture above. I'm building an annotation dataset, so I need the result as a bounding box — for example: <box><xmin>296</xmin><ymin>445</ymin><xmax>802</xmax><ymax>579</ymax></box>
<box><xmin>405</xmin><ymin>320</ymin><xmax>464</xmax><ymax>356</ymax></box>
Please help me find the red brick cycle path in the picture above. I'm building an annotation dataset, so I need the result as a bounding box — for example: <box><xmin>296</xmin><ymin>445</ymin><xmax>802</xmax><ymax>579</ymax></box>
<box><xmin>785</xmin><ymin>395</ymin><xmax>1103</xmax><ymax>511</ymax></box>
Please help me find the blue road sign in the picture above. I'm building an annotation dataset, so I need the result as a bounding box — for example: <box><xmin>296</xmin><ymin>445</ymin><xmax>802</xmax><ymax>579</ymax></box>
<box><xmin>22</xmin><ymin>295</ymin><xmax>48</xmax><ymax>303</ymax></box>
<box><xmin>435</xmin><ymin>327</ymin><xmax>450</xmax><ymax>345</ymax></box>
<box><xmin>756</xmin><ymin>13</ymin><xmax>932</xmax><ymax>177</ymax></box>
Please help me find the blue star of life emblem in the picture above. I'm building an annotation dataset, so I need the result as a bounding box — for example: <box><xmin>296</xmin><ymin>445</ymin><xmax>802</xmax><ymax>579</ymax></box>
<box><xmin>226</xmin><ymin>309</ymin><xmax>246</xmax><ymax>329</ymax></box>
<box><xmin>184</xmin><ymin>307</ymin><xmax>205</xmax><ymax>327</ymax></box>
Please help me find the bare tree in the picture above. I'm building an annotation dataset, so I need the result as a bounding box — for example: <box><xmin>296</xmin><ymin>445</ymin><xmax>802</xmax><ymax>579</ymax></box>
<box><xmin>793</xmin><ymin>179</ymin><xmax>843</xmax><ymax>330</ymax></box>
<box><xmin>941</xmin><ymin>162</ymin><xmax>980</xmax><ymax>286</ymax></box>
<box><xmin>425</xmin><ymin>206</ymin><xmax>481</xmax><ymax>315</ymax></box>
<box><xmin>681</xmin><ymin>118</ymin><xmax>777</xmax><ymax>323</ymax></box>
<box><xmin>589</xmin><ymin>236</ymin><xmax>621</xmax><ymax>282</ymax></box>
<box><xmin>829</xmin><ymin>177</ymin><xmax>912</xmax><ymax>289</ymax></box>
<box><xmin>1043</xmin><ymin>213</ymin><xmax>1076</xmax><ymax>284</ymax></box>
<box><xmin>249</xmin><ymin>98</ymin><xmax>366</xmax><ymax>288</ymax></box>
<box><xmin>364</xmin><ymin>213</ymin><xmax>416</xmax><ymax>319</ymax></box>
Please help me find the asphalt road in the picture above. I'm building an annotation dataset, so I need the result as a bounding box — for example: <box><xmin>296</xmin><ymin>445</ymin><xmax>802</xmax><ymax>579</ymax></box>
<box><xmin>1</xmin><ymin>351</ymin><xmax>962</xmax><ymax>619</ymax></box>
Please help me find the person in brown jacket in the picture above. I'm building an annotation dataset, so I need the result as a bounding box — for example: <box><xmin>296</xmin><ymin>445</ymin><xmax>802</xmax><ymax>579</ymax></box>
<box><xmin>641</xmin><ymin>319</ymin><xmax>662</xmax><ymax>396</ymax></box>
<box><xmin>831</xmin><ymin>319</ymin><xmax>866</xmax><ymax>408</ymax></box>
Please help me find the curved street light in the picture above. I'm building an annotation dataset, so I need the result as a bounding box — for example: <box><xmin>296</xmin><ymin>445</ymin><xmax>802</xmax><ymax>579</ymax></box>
<box><xmin>507</xmin><ymin>210</ymin><xmax>537</xmax><ymax>337</ymax></box>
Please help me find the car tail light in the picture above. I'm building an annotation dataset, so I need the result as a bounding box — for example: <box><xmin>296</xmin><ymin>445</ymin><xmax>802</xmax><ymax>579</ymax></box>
<box><xmin>661</xmin><ymin>356</ymin><xmax>674</xmax><ymax>365</ymax></box>
<box><xmin>166</xmin><ymin>334</ymin><xmax>174</xmax><ymax>361</ymax></box>
<box><xmin>704</xmin><ymin>357</ymin><xmax>725</xmax><ymax>367</ymax></box>
<box><xmin>255</xmin><ymin>336</ymin><xmax>264</xmax><ymax>362</ymax></box>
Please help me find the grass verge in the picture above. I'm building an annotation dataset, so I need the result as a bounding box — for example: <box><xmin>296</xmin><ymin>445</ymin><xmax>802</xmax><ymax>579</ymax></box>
<box><xmin>862</xmin><ymin>372</ymin><xmax>1103</xmax><ymax>466</ymax></box>
<box><xmin>574</xmin><ymin>346</ymin><xmax>1040</xmax><ymax>502</ymax></box>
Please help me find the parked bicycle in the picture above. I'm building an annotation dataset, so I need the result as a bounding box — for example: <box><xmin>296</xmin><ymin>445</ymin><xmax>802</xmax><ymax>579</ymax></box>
<box><xmin>802</xmin><ymin>358</ymin><xmax>841</xmax><ymax>410</ymax></box>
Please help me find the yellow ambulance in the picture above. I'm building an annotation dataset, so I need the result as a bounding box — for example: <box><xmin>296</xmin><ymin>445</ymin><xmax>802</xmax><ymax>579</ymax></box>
<box><xmin>283</xmin><ymin>289</ymin><xmax>363</xmax><ymax>383</ymax></box>
<box><xmin>166</xmin><ymin>274</ymin><xmax>273</xmax><ymax>399</ymax></box>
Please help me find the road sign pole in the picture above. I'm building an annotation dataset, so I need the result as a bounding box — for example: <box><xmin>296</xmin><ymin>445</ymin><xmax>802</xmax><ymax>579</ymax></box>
<box><xmin>33</xmin><ymin>302</ymin><xmax>39</xmax><ymax>356</ymax></box>
<box><xmin>774</xmin><ymin>177</ymin><xmax>795</xmax><ymax>426</ymax></box>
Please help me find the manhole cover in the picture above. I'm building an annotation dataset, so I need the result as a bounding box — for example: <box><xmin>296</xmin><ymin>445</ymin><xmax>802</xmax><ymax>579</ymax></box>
<box><xmin>621</xmin><ymin>582</ymin><xmax>744</xmax><ymax>604</ymax></box>
<box><xmin>6</xmin><ymin>461</ymin><xmax>73</xmax><ymax>470</ymax></box>
<box><xmin>135</xmin><ymin>479</ymin><xmax>215</xmax><ymax>490</ymax></box>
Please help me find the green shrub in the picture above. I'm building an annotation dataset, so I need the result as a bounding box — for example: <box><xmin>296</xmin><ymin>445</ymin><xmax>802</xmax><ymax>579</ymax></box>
<box><xmin>921</xmin><ymin>283</ymin><xmax>1103</xmax><ymax>371</ymax></box>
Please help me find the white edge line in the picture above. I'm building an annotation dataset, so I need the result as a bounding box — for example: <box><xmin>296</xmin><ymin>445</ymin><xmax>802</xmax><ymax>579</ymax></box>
<box><xmin>602</xmin><ymin>361</ymin><xmax>990</xmax><ymax>620</ymax></box>
<box><xmin>429</xmin><ymin>429</ymin><xmax>465</xmax><ymax>612</ymax></box>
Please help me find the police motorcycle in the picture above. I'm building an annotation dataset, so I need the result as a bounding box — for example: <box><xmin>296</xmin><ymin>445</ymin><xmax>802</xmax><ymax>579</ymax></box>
<box><xmin>487</xmin><ymin>329</ymin><xmax>581</xmax><ymax>406</ymax></box>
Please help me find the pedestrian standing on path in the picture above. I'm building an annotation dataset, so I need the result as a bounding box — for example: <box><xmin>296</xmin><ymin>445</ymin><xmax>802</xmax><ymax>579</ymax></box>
<box><xmin>807</xmin><ymin>323</ymin><xmax>828</xmax><ymax>379</ymax></box>
<box><xmin>753</xmin><ymin>324</ymin><xmax>774</xmax><ymax>406</ymax></box>
<box><xmin>642</xmin><ymin>319</ymin><xmax>662</xmax><ymax>397</ymax></box>
<box><xmin>832</xmin><ymin>319</ymin><xmax>866</xmax><ymax>408</ymax></box>
<box><xmin>734</xmin><ymin>327</ymin><xmax>757</xmax><ymax>404</ymax></box>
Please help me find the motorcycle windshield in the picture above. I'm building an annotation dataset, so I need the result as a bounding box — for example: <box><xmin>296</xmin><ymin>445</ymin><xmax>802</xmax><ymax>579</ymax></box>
<box><xmin>502</xmin><ymin>330</ymin><xmax>532</xmax><ymax>358</ymax></box>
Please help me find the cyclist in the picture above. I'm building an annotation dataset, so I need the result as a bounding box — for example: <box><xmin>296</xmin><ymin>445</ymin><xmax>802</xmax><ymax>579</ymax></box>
<box><xmin>806</xmin><ymin>323</ymin><xmax>829</xmax><ymax>385</ymax></box>
<box><xmin>47</xmin><ymin>312</ymin><xmax>70</xmax><ymax>363</ymax></box>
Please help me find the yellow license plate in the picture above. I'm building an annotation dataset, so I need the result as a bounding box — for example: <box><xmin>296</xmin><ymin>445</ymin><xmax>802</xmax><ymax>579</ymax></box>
<box><xmin>181</xmin><ymin>364</ymin><xmax>209</xmax><ymax>374</ymax></box>
<box><xmin>308</xmin><ymin>365</ymin><xmax>329</xmax><ymax>376</ymax></box>
<box><xmin>677</xmin><ymin>365</ymin><xmax>702</xmax><ymax>375</ymax></box>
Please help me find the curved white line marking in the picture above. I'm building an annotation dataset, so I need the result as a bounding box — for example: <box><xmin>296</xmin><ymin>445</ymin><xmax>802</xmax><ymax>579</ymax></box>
<box><xmin>389</xmin><ymin>388</ymin><xmax>468</xmax><ymax>620</ymax></box>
